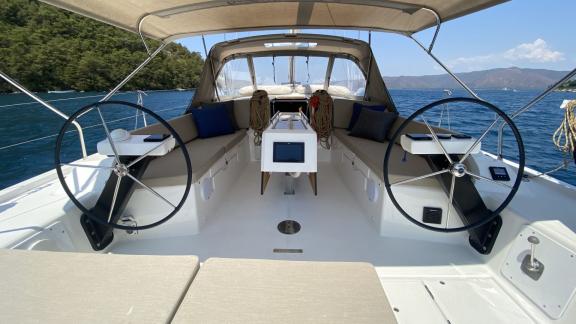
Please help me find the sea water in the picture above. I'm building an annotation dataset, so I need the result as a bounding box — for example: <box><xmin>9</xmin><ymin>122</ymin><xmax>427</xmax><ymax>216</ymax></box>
<box><xmin>0</xmin><ymin>89</ymin><xmax>574</xmax><ymax>190</ymax></box>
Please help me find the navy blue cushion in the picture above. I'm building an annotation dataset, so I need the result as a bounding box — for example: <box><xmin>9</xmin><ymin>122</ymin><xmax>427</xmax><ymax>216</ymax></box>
<box><xmin>348</xmin><ymin>103</ymin><xmax>388</xmax><ymax>130</ymax></box>
<box><xmin>201</xmin><ymin>101</ymin><xmax>239</xmax><ymax>130</ymax></box>
<box><xmin>349</xmin><ymin>109</ymin><xmax>398</xmax><ymax>143</ymax></box>
<box><xmin>191</xmin><ymin>105</ymin><xmax>235</xmax><ymax>138</ymax></box>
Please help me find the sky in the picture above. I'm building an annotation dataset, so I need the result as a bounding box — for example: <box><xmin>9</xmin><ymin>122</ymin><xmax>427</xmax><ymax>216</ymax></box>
<box><xmin>177</xmin><ymin>0</ymin><xmax>576</xmax><ymax>76</ymax></box>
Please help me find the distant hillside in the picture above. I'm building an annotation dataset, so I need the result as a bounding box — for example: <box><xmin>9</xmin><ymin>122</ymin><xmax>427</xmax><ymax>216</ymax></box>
<box><xmin>0</xmin><ymin>0</ymin><xmax>204</xmax><ymax>92</ymax></box>
<box><xmin>384</xmin><ymin>67</ymin><xmax>569</xmax><ymax>90</ymax></box>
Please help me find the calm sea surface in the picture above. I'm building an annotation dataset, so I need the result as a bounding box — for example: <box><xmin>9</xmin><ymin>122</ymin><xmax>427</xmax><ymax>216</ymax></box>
<box><xmin>0</xmin><ymin>89</ymin><xmax>574</xmax><ymax>190</ymax></box>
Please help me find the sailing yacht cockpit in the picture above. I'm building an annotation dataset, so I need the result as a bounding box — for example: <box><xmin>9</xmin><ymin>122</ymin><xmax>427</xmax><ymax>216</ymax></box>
<box><xmin>1</xmin><ymin>1</ymin><xmax>575</xmax><ymax>323</ymax></box>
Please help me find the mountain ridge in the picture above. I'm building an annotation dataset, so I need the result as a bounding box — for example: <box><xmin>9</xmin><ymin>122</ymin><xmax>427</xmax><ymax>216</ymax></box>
<box><xmin>384</xmin><ymin>67</ymin><xmax>570</xmax><ymax>90</ymax></box>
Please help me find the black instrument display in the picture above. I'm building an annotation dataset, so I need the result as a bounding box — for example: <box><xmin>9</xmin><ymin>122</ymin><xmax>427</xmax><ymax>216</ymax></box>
<box><xmin>273</xmin><ymin>142</ymin><xmax>305</xmax><ymax>163</ymax></box>
<box><xmin>144</xmin><ymin>134</ymin><xmax>170</xmax><ymax>142</ymax></box>
<box><xmin>489</xmin><ymin>166</ymin><xmax>511</xmax><ymax>181</ymax></box>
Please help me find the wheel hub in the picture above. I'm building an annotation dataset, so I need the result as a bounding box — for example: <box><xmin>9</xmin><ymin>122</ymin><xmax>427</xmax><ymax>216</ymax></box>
<box><xmin>113</xmin><ymin>164</ymin><xmax>129</xmax><ymax>177</ymax></box>
<box><xmin>450</xmin><ymin>163</ymin><xmax>467</xmax><ymax>178</ymax></box>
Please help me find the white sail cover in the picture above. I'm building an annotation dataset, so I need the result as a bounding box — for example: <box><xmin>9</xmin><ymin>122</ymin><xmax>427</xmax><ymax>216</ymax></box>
<box><xmin>40</xmin><ymin>0</ymin><xmax>507</xmax><ymax>41</ymax></box>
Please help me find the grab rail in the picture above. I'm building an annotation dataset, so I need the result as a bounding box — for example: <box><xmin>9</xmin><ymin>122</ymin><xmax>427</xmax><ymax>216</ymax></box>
<box><xmin>0</xmin><ymin>70</ymin><xmax>88</xmax><ymax>157</ymax></box>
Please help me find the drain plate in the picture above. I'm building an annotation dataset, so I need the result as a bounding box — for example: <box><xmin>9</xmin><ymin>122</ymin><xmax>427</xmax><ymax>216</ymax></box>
<box><xmin>277</xmin><ymin>220</ymin><xmax>301</xmax><ymax>235</ymax></box>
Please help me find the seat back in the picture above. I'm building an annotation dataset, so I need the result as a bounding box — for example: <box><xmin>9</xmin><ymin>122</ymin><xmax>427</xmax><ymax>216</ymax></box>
<box><xmin>132</xmin><ymin>113</ymin><xmax>198</xmax><ymax>145</ymax></box>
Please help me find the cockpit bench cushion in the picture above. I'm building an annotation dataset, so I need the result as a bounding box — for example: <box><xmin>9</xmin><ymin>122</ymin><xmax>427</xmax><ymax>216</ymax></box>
<box><xmin>334</xmin><ymin>128</ymin><xmax>432</xmax><ymax>182</ymax></box>
<box><xmin>0</xmin><ymin>249</ymin><xmax>199</xmax><ymax>323</ymax></box>
<box><xmin>132</xmin><ymin>113</ymin><xmax>198</xmax><ymax>145</ymax></box>
<box><xmin>142</xmin><ymin>130</ymin><xmax>247</xmax><ymax>182</ymax></box>
<box><xmin>172</xmin><ymin>258</ymin><xmax>397</xmax><ymax>324</ymax></box>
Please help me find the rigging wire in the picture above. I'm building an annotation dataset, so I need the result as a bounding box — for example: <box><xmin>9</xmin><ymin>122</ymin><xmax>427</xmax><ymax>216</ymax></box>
<box><xmin>272</xmin><ymin>55</ymin><xmax>276</xmax><ymax>84</ymax></box>
<box><xmin>0</xmin><ymin>105</ymin><xmax>187</xmax><ymax>151</ymax></box>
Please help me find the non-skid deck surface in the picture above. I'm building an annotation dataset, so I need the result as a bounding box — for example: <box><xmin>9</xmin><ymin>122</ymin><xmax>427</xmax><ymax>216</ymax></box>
<box><xmin>111</xmin><ymin>162</ymin><xmax>479</xmax><ymax>268</ymax></box>
<box><xmin>110</xmin><ymin>162</ymin><xmax>536</xmax><ymax>323</ymax></box>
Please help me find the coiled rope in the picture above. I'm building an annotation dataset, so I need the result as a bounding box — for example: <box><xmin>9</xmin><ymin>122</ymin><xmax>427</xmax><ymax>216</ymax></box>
<box><xmin>249</xmin><ymin>90</ymin><xmax>270</xmax><ymax>146</ymax></box>
<box><xmin>309</xmin><ymin>90</ymin><xmax>333</xmax><ymax>149</ymax></box>
<box><xmin>552</xmin><ymin>100</ymin><xmax>576</xmax><ymax>156</ymax></box>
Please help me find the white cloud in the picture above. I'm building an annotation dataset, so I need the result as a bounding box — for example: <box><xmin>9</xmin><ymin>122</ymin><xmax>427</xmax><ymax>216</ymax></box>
<box><xmin>447</xmin><ymin>39</ymin><xmax>564</xmax><ymax>71</ymax></box>
<box><xmin>503</xmin><ymin>39</ymin><xmax>564</xmax><ymax>62</ymax></box>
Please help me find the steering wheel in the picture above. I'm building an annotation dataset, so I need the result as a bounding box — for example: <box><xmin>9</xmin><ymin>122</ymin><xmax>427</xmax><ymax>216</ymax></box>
<box><xmin>383</xmin><ymin>97</ymin><xmax>525</xmax><ymax>232</ymax></box>
<box><xmin>55</xmin><ymin>100</ymin><xmax>192</xmax><ymax>231</ymax></box>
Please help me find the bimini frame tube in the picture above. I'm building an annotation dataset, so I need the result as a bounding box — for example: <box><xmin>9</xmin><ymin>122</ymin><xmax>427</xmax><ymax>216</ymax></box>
<box><xmin>497</xmin><ymin>67</ymin><xmax>576</xmax><ymax>159</ymax></box>
<box><xmin>409</xmin><ymin>35</ymin><xmax>481</xmax><ymax>100</ymax></box>
<box><xmin>0</xmin><ymin>70</ymin><xmax>88</xmax><ymax>158</ymax></box>
<box><xmin>100</xmin><ymin>42</ymin><xmax>168</xmax><ymax>102</ymax></box>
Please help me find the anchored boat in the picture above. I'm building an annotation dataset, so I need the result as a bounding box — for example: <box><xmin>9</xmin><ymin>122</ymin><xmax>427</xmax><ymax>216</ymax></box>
<box><xmin>1</xmin><ymin>1</ymin><xmax>576</xmax><ymax>323</ymax></box>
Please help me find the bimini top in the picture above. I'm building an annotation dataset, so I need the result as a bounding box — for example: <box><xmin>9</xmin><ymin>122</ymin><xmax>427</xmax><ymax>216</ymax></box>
<box><xmin>40</xmin><ymin>0</ymin><xmax>507</xmax><ymax>41</ymax></box>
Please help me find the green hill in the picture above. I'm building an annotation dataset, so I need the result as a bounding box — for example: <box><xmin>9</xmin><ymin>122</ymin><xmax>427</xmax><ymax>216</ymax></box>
<box><xmin>0</xmin><ymin>0</ymin><xmax>204</xmax><ymax>92</ymax></box>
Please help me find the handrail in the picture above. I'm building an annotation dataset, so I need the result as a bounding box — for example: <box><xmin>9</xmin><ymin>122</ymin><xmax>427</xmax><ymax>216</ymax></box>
<box><xmin>0</xmin><ymin>70</ymin><xmax>88</xmax><ymax>158</ymax></box>
<box><xmin>497</xmin><ymin>67</ymin><xmax>576</xmax><ymax>159</ymax></box>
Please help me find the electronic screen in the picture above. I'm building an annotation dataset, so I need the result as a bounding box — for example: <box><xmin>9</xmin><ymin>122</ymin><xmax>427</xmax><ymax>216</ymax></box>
<box><xmin>489</xmin><ymin>166</ymin><xmax>511</xmax><ymax>181</ymax></box>
<box><xmin>452</xmin><ymin>134</ymin><xmax>472</xmax><ymax>139</ymax></box>
<box><xmin>144</xmin><ymin>134</ymin><xmax>170</xmax><ymax>142</ymax></box>
<box><xmin>406</xmin><ymin>134</ymin><xmax>432</xmax><ymax>141</ymax></box>
<box><xmin>273</xmin><ymin>142</ymin><xmax>305</xmax><ymax>163</ymax></box>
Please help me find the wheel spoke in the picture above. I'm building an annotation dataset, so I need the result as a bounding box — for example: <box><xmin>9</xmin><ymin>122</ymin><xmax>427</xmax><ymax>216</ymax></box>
<box><xmin>96</xmin><ymin>107</ymin><xmax>121</xmax><ymax>164</ymax></box>
<box><xmin>62</xmin><ymin>163</ymin><xmax>113</xmax><ymax>170</ymax></box>
<box><xmin>459</xmin><ymin>117</ymin><xmax>500</xmax><ymax>163</ymax></box>
<box><xmin>421</xmin><ymin>115</ymin><xmax>453</xmax><ymax>164</ymax></box>
<box><xmin>127</xmin><ymin>141</ymin><xmax>168</xmax><ymax>168</ymax></box>
<box><xmin>445</xmin><ymin>174</ymin><xmax>455</xmax><ymax>228</ymax></box>
<box><xmin>127</xmin><ymin>173</ymin><xmax>176</xmax><ymax>209</ymax></box>
<box><xmin>391</xmin><ymin>169</ymin><xmax>449</xmax><ymax>186</ymax></box>
<box><xmin>107</xmin><ymin>176</ymin><xmax>122</xmax><ymax>223</ymax></box>
<box><xmin>466</xmin><ymin>170</ymin><xmax>512</xmax><ymax>189</ymax></box>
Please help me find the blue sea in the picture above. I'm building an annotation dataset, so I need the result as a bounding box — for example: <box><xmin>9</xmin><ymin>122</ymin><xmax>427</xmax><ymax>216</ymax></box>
<box><xmin>0</xmin><ymin>89</ymin><xmax>574</xmax><ymax>190</ymax></box>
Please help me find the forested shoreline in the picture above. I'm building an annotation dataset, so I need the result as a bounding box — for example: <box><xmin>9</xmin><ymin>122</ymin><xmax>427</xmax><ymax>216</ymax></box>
<box><xmin>0</xmin><ymin>0</ymin><xmax>204</xmax><ymax>93</ymax></box>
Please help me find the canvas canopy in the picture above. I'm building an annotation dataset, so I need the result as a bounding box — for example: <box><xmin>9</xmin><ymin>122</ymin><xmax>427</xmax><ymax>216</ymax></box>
<box><xmin>191</xmin><ymin>33</ymin><xmax>395</xmax><ymax>106</ymax></box>
<box><xmin>40</xmin><ymin>0</ymin><xmax>507</xmax><ymax>41</ymax></box>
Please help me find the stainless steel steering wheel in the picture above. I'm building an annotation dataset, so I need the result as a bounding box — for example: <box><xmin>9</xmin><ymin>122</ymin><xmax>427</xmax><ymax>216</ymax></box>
<box><xmin>383</xmin><ymin>97</ymin><xmax>525</xmax><ymax>233</ymax></box>
<box><xmin>55</xmin><ymin>101</ymin><xmax>192</xmax><ymax>231</ymax></box>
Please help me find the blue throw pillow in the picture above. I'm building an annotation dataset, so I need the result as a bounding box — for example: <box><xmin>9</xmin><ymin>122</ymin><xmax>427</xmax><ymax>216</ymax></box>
<box><xmin>201</xmin><ymin>101</ymin><xmax>239</xmax><ymax>130</ymax></box>
<box><xmin>348</xmin><ymin>103</ymin><xmax>388</xmax><ymax>130</ymax></box>
<box><xmin>191</xmin><ymin>105</ymin><xmax>235</xmax><ymax>138</ymax></box>
<box><xmin>349</xmin><ymin>109</ymin><xmax>398</xmax><ymax>143</ymax></box>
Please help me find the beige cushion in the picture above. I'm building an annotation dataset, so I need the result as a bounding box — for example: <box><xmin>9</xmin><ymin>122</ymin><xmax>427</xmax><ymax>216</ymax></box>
<box><xmin>132</xmin><ymin>113</ymin><xmax>198</xmax><ymax>144</ymax></box>
<box><xmin>387</xmin><ymin>116</ymin><xmax>449</xmax><ymax>145</ymax></box>
<box><xmin>233</xmin><ymin>99</ymin><xmax>251</xmax><ymax>129</ymax></box>
<box><xmin>143</xmin><ymin>130</ymin><xmax>247</xmax><ymax>181</ymax></box>
<box><xmin>173</xmin><ymin>258</ymin><xmax>397</xmax><ymax>324</ymax></box>
<box><xmin>0</xmin><ymin>249</ymin><xmax>199</xmax><ymax>324</ymax></box>
<box><xmin>334</xmin><ymin>129</ymin><xmax>432</xmax><ymax>181</ymax></box>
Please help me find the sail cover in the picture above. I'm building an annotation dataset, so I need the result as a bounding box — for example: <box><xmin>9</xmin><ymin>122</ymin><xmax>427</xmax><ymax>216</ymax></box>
<box><xmin>40</xmin><ymin>0</ymin><xmax>507</xmax><ymax>41</ymax></box>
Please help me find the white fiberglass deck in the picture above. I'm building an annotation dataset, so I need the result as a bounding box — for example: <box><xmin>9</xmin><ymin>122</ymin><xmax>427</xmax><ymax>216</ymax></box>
<box><xmin>111</xmin><ymin>162</ymin><xmax>477</xmax><ymax>266</ymax></box>
<box><xmin>110</xmin><ymin>162</ymin><xmax>540</xmax><ymax>324</ymax></box>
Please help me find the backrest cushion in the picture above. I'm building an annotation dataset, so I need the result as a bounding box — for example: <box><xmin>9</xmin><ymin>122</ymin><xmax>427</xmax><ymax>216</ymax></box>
<box><xmin>131</xmin><ymin>113</ymin><xmax>198</xmax><ymax>145</ymax></box>
<box><xmin>200</xmin><ymin>101</ymin><xmax>239</xmax><ymax>130</ymax></box>
<box><xmin>348</xmin><ymin>102</ymin><xmax>388</xmax><ymax>130</ymax></box>
<box><xmin>190</xmin><ymin>105</ymin><xmax>235</xmax><ymax>138</ymax></box>
<box><xmin>349</xmin><ymin>109</ymin><xmax>398</xmax><ymax>143</ymax></box>
<box><xmin>233</xmin><ymin>99</ymin><xmax>251</xmax><ymax>129</ymax></box>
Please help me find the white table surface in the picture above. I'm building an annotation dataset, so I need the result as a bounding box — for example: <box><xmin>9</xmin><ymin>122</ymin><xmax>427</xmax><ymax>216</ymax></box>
<box><xmin>97</xmin><ymin>135</ymin><xmax>176</xmax><ymax>157</ymax></box>
<box><xmin>400</xmin><ymin>134</ymin><xmax>481</xmax><ymax>155</ymax></box>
